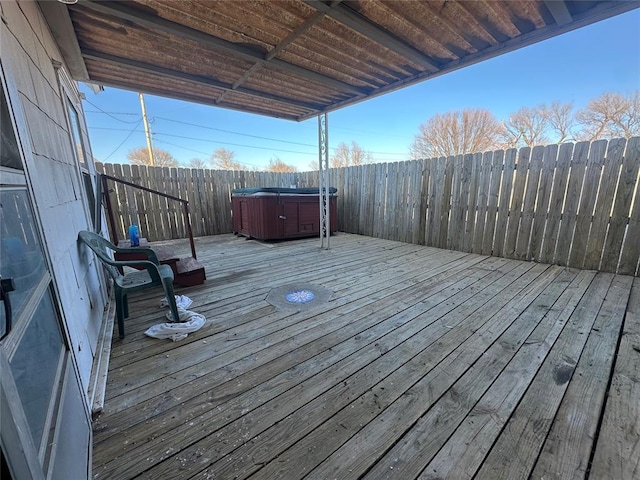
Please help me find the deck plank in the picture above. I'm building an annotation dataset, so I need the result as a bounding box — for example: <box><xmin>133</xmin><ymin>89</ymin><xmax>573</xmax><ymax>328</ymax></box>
<box><xmin>590</xmin><ymin>277</ymin><xmax>640</xmax><ymax>479</ymax></box>
<box><xmin>360</xmin><ymin>268</ymin><xmax>593</xmax><ymax>480</ymax></box>
<box><xmin>195</xmin><ymin>263</ymin><xmax>554</xmax><ymax>480</ymax></box>
<box><xmin>280</xmin><ymin>265</ymin><xmax>568</xmax><ymax>480</ymax></box>
<box><xmin>531</xmin><ymin>274</ymin><xmax>633</xmax><ymax>479</ymax></box>
<box><xmin>473</xmin><ymin>272</ymin><xmax>614</xmax><ymax>480</ymax></box>
<box><xmin>127</xmin><ymin>260</ymin><xmax>526</xmax><ymax>479</ymax></box>
<box><xmin>91</xmin><ymin>234</ymin><xmax>637</xmax><ymax>480</ymax></box>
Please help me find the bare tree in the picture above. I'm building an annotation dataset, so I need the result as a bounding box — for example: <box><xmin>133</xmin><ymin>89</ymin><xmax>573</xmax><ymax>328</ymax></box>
<box><xmin>410</xmin><ymin>109</ymin><xmax>504</xmax><ymax>159</ymax></box>
<box><xmin>187</xmin><ymin>158</ymin><xmax>208</xmax><ymax>169</ymax></box>
<box><xmin>576</xmin><ymin>91</ymin><xmax>640</xmax><ymax>141</ymax></box>
<box><xmin>267</xmin><ymin>156</ymin><xmax>297</xmax><ymax>172</ymax></box>
<box><xmin>502</xmin><ymin>105</ymin><xmax>550</xmax><ymax>148</ymax></box>
<box><xmin>502</xmin><ymin>101</ymin><xmax>576</xmax><ymax>148</ymax></box>
<box><xmin>210</xmin><ymin>148</ymin><xmax>242</xmax><ymax>170</ymax></box>
<box><xmin>546</xmin><ymin>101</ymin><xmax>576</xmax><ymax>143</ymax></box>
<box><xmin>331</xmin><ymin>141</ymin><xmax>372</xmax><ymax>167</ymax></box>
<box><xmin>127</xmin><ymin>147</ymin><xmax>178</xmax><ymax>167</ymax></box>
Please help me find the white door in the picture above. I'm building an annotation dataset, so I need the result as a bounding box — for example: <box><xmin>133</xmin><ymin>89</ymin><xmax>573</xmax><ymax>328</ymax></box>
<box><xmin>0</xmin><ymin>72</ymin><xmax>90</xmax><ymax>479</ymax></box>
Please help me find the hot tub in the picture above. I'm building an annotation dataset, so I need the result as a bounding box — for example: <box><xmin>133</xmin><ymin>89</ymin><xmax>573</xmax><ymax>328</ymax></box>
<box><xmin>231</xmin><ymin>187</ymin><xmax>338</xmax><ymax>240</ymax></box>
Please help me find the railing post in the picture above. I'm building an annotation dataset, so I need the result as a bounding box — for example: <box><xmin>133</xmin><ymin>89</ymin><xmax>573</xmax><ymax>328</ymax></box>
<box><xmin>101</xmin><ymin>172</ymin><xmax>198</xmax><ymax>260</ymax></box>
<box><xmin>183</xmin><ymin>201</ymin><xmax>197</xmax><ymax>260</ymax></box>
<box><xmin>101</xmin><ymin>174</ymin><xmax>119</xmax><ymax>244</ymax></box>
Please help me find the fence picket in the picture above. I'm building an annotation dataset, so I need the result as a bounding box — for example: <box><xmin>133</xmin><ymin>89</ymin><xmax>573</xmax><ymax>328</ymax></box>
<box><xmin>556</xmin><ymin>141</ymin><xmax>590</xmax><ymax>265</ymax></box>
<box><xmin>464</xmin><ymin>153</ymin><xmax>482</xmax><ymax>253</ymax></box>
<box><xmin>529</xmin><ymin>144</ymin><xmax>558</xmax><ymax>262</ymax></box>
<box><xmin>539</xmin><ymin>143</ymin><xmax>573</xmax><ymax>264</ymax></box>
<box><xmin>472</xmin><ymin>152</ymin><xmax>492</xmax><ymax>254</ymax></box>
<box><xmin>448</xmin><ymin>155</ymin><xmax>465</xmax><ymax>251</ymax></box>
<box><xmin>602</xmin><ymin>137</ymin><xmax>640</xmax><ymax>272</ymax></box>
<box><xmin>618</xmin><ymin>139</ymin><xmax>640</xmax><ymax>275</ymax></box>
<box><xmin>482</xmin><ymin>151</ymin><xmax>503</xmax><ymax>255</ymax></box>
<box><xmin>583</xmin><ymin>138</ymin><xmax>626</xmax><ymax>269</ymax></box>
<box><xmin>384</xmin><ymin>163</ymin><xmax>395</xmax><ymax>240</ymax></box>
<box><xmin>493</xmin><ymin>149</ymin><xmax>516</xmax><ymax>257</ymax></box>
<box><xmin>505</xmin><ymin>147</ymin><xmax>531</xmax><ymax>259</ymax></box>
<box><xmin>568</xmin><ymin>140</ymin><xmax>607</xmax><ymax>268</ymax></box>
<box><xmin>516</xmin><ymin>145</ymin><xmax>543</xmax><ymax>260</ymax></box>
<box><xmin>416</xmin><ymin>159</ymin><xmax>429</xmax><ymax>246</ymax></box>
<box><xmin>426</xmin><ymin>158</ymin><xmax>442</xmax><ymax>247</ymax></box>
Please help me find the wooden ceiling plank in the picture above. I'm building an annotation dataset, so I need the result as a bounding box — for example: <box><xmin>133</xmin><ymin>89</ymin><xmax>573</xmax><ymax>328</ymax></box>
<box><xmin>74</xmin><ymin>0</ymin><xmax>366</xmax><ymax>95</ymax></box>
<box><xmin>303</xmin><ymin>0</ymin><xmax>440</xmax><ymax>72</ymax></box>
<box><xmin>297</xmin><ymin>1</ymin><xmax>640</xmax><ymax>121</ymax></box>
<box><xmin>219</xmin><ymin>2</ymin><xmax>337</xmax><ymax>104</ymax></box>
<box><xmin>81</xmin><ymin>48</ymin><xmax>325</xmax><ymax>112</ymax></box>
<box><xmin>544</xmin><ymin>1</ymin><xmax>574</xmax><ymax>26</ymax></box>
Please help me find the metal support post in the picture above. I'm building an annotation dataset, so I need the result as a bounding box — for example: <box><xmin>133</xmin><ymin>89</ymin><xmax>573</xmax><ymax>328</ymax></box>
<box><xmin>318</xmin><ymin>113</ymin><xmax>330</xmax><ymax>249</ymax></box>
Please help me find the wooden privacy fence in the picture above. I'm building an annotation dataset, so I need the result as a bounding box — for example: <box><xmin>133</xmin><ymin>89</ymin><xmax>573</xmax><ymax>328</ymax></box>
<box><xmin>334</xmin><ymin>137</ymin><xmax>639</xmax><ymax>276</ymax></box>
<box><xmin>97</xmin><ymin>136</ymin><xmax>640</xmax><ymax>276</ymax></box>
<box><xmin>95</xmin><ymin>163</ymin><xmax>318</xmax><ymax>241</ymax></box>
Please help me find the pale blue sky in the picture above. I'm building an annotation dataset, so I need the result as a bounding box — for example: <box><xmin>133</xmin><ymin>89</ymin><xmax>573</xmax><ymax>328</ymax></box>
<box><xmin>81</xmin><ymin>9</ymin><xmax>640</xmax><ymax>171</ymax></box>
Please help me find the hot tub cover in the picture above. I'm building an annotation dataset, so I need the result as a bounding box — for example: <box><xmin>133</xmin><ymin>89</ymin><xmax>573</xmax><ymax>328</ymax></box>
<box><xmin>231</xmin><ymin>187</ymin><xmax>337</xmax><ymax>195</ymax></box>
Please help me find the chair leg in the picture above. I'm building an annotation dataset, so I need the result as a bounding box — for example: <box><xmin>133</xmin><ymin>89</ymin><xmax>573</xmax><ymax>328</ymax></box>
<box><xmin>115</xmin><ymin>290</ymin><xmax>126</xmax><ymax>339</ymax></box>
<box><xmin>123</xmin><ymin>293</ymin><xmax>129</xmax><ymax>318</ymax></box>
<box><xmin>162</xmin><ymin>279</ymin><xmax>181</xmax><ymax>323</ymax></box>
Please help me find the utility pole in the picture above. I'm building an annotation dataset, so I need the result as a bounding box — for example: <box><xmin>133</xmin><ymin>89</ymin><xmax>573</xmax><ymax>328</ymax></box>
<box><xmin>139</xmin><ymin>92</ymin><xmax>154</xmax><ymax>166</ymax></box>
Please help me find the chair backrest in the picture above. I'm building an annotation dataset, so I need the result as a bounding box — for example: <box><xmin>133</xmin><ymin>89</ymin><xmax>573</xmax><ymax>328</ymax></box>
<box><xmin>78</xmin><ymin>230</ymin><xmax>122</xmax><ymax>281</ymax></box>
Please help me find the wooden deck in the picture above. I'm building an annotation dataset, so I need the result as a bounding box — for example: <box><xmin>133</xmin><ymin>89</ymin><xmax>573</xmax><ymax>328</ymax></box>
<box><xmin>92</xmin><ymin>233</ymin><xmax>639</xmax><ymax>480</ymax></box>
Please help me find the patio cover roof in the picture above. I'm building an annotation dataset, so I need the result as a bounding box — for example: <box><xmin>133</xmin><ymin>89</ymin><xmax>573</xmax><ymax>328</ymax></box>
<box><xmin>43</xmin><ymin>1</ymin><xmax>637</xmax><ymax>121</ymax></box>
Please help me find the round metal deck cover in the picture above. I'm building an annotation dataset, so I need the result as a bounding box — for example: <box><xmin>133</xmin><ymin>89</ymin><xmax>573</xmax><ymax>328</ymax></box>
<box><xmin>285</xmin><ymin>289</ymin><xmax>315</xmax><ymax>304</ymax></box>
<box><xmin>266</xmin><ymin>283</ymin><xmax>332</xmax><ymax>311</ymax></box>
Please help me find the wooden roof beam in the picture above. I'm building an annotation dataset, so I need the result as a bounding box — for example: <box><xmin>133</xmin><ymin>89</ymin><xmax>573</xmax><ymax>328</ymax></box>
<box><xmin>544</xmin><ymin>1</ymin><xmax>573</xmax><ymax>26</ymax></box>
<box><xmin>74</xmin><ymin>0</ymin><xmax>367</xmax><ymax>96</ymax></box>
<box><xmin>81</xmin><ymin>48</ymin><xmax>325</xmax><ymax>113</ymax></box>
<box><xmin>219</xmin><ymin>1</ymin><xmax>340</xmax><ymax>104</ymax></box>
<box><xmin>85</xmin><ymin>77</ymin><xmax>303</xmax><ymax>120</ymax></box>
<box><xmin>303</xmin><ymin>0</ymin><xmax>440</xmax><ymax>72</ymax></box>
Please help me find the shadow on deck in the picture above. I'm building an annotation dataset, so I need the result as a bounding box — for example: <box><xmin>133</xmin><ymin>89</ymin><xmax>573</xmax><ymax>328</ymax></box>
<box><xmin>92</xmin><ymin>233</ymin><xmax>639</xmax><ymax>480</ymax></box>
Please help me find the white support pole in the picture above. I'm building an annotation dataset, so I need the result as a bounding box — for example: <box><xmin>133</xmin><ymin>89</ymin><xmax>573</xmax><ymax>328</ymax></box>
<box><xmin>318</xmin><ymin>113</ymin><xmax>330</xmax><ymax>249</ymax></box>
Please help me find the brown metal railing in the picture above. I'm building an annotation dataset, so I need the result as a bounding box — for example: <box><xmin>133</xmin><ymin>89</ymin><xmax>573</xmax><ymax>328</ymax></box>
<box><xmin>99</xmin><ymin>173</ymin><xmax>197</xmax><ymax>260</ymax></box>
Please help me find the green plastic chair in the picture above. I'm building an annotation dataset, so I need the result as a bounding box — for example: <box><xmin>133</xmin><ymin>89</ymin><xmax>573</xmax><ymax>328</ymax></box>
<box><xmin>78</xmin><ymin>230</ymin><xmax>181</xmax><ymax>338</ymax></box>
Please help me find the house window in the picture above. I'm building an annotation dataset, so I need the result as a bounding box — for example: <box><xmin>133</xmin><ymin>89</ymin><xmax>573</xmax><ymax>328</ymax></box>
<box><xmin>67</xmin><ymin>103</ymin><xmax>86</xmax><ymax>168</ymax></box>
<box><xmin>67</xmin><ymin>102</ymin><xmax>96</xmax><ymax>227</ymax></box>
<box><xmin>1</xmin><ymin>85</ymin><xmax>23</xmax><ymax>171</ymax></box>
<box><xmin>1</xmin><ymin>75</ymin><xmax>67</xmax><ymax>477</ymax></box>
<box><xmin>57</xmin><ymin>66</ymin><xmax>99</xmax><ymax>231</ymax></box>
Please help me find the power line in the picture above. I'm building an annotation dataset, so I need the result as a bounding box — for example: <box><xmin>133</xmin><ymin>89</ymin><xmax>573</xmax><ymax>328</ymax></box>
<box><xmin>85</xmin><ymin>109</ymin><xmax>140</xmax><ymax>116</ymax></box>
<box><xmin>154</xmin><ymin>117</ymin><xmax>316</xmax><ymax>147</ymax></box>
<box><xmin>154</xmin><ymin>116</ymin><xmax>409</xmax><ymax>154</ymax></box>
<box><xmin>83</xmin><ymin>100</ymin><xmax>141</xmax><ymax>124</ymax></box>
<box><xmin>91</xmin><ymin>127</ymin><xmax>316</xmax><ymax>155</ymax></box>
<box><xmin>102</xmin><ymin>120</ymin><xmax>143</xmax><ymax>161</ymax></box>
<box><xmin>91</xmin><ymin>126</ymin><xmax>408</xmax><ymax>157</ymax></box>
<box><xmin>162</xmin><ymin>131</ymin><xmax>318</xmax><ymax>156</ymax></box>
<box><xmin>84</xmin><ymin>108</ymin><xmax>412</xmax><ymax>149</ymax></box>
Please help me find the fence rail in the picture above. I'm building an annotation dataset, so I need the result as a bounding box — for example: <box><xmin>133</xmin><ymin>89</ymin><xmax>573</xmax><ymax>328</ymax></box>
<box><xmin>96</xmin><ymin>136</ymin><xmax>640</xmax><ymax>276</ymax></box>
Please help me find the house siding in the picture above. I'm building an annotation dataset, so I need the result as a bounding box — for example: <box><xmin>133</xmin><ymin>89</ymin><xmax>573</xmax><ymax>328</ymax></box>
<box><xmin>1</xmin><ymin>0</ymin><xmax>106</xmax><ymax>403</ymax></box>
